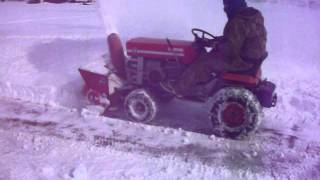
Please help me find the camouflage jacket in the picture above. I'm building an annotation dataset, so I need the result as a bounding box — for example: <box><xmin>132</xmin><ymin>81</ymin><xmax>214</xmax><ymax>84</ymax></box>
<box><xmin>218</xmin><ymin>7</ymin><xmax>267</xmax><ymax>72</ymax></box>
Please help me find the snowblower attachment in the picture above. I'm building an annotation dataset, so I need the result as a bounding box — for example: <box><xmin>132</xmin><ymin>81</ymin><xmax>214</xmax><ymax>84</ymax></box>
<box><xmin>79</xmin><ymin>33</ymin><xmax>126</xmax><ymax>108</ymax></box>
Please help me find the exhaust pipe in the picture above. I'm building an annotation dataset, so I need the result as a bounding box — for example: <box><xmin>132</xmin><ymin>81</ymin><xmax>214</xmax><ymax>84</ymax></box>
<box><xmin>107</xmin><ymin>33</ymin><xmax>126</xmax><ymax>79</ymax></box>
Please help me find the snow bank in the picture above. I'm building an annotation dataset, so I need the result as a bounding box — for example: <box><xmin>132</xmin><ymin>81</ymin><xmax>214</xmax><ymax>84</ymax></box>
<box><xmin>260</xmin><ymin>2</ymin><xmax>320</xmax><ymax>75</ymax></box>
<box><xmin>0</xmin><ymin>2</ymin><xmax>108</xmax><ymax>107</ymax></box>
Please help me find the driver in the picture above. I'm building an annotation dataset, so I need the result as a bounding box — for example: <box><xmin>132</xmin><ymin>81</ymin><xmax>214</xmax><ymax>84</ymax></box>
<box><xmin>161</xmin><ymin>0</ymin><xmax>267</xmax><ymax>97</ymax></box>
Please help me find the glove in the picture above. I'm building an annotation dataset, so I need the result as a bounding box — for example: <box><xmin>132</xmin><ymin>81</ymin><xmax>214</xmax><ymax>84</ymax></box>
<box><xmin>206</xmin><ymin>36</ymin><xmax>224</xmax><ymax>48</ymax></box>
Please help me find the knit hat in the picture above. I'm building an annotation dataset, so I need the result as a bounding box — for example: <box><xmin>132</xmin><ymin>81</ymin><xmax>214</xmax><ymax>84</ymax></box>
<box><xmin>223</xmin><ymin>0</ymin><xmax>248</xmax><ymax>19</ymax></box>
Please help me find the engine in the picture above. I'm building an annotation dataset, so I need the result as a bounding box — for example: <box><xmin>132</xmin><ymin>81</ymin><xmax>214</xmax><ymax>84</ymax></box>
<box><xmin>125</xmin><ymin>37</ymin><xmax>200</xmax><ymax>86</ymax></box>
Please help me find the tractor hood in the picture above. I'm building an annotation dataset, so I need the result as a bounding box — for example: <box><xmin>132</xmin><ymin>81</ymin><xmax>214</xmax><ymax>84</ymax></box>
<box><xmin>126</xmin><ymin>37</ymin><xmax>199</xmax><ymax>64</ymax></box>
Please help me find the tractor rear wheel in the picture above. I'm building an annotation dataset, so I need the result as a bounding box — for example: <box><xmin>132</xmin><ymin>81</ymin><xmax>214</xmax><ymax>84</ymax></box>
<box><xmin>124</xmin><ymin>89</ymin><xmax>158</xmax><ymax>123</ymax></box>
<box><xmin>209</xmin><ymin>87</ymin><xmax>262</xmax><ymax>139</ymax></box>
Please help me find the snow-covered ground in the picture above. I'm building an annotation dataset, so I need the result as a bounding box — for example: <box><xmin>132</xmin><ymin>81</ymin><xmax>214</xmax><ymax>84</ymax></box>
<box><xmin>0</xmin><ymin>96</ymin><xmax>319</xmax><ymax>179</ymax></box>
<box><xmin>0</xmin><ymin>1</ymin><xmax>319</xmax><ymax>179</ymax></box>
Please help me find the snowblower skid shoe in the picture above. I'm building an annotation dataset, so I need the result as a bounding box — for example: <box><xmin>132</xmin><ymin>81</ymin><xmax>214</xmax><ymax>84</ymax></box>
<box><xmin>103</xmin><ymin>104</ymin><xmax>123</xmax><ymax>118</ymax></box>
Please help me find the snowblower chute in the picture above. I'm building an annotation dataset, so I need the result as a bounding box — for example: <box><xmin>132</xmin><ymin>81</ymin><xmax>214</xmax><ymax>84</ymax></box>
<box><xmin>107</xmin><ymin>33</ymin><xmax>126</xmax><ymax>79</ymax></box>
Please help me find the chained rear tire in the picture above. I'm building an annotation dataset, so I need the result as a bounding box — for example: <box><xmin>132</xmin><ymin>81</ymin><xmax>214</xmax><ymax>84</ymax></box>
<box><xmin>124</xmin><ymin>89</ymin><xmax>158</xmax><ymax>123</ymax></box>
<box><xmin>209</xmin><ymin>87</ymin><xmax>263</xmax><ymax>139</ymax></box>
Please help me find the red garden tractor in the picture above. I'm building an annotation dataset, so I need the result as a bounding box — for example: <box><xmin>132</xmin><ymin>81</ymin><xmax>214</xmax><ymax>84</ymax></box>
<box><xmin>79</xmin><ymin>28</ymin><xmax>277</xmax><ymax>138</ymax></box>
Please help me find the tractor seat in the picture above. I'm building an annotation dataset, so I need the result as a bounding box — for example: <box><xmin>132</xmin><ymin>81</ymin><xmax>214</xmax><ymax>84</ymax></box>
<box><xmin>222</xmin><ymin>53</ymin><xmax>268</xmax><ymax>85</ymax></box>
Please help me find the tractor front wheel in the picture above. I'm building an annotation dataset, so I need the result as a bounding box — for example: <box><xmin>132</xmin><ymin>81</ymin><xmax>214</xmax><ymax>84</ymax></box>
<box><xmin>124</xmin><ymin>89</ymin><xmax>158</xmax><ymax>123</ymax></box>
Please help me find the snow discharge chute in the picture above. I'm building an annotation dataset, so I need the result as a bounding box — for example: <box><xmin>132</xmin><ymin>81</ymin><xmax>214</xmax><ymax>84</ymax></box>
<box><xmin>107</xmin><ymin>33</ymin><xmax>126</xmax><ymax>79</ymax></box>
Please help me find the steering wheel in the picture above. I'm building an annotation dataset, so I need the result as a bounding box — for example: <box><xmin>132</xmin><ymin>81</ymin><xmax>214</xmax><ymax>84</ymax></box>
<box><xmin>191</xmin><ymin>28</ymin><xmax>217</xmax><ymax>48</ymax></box>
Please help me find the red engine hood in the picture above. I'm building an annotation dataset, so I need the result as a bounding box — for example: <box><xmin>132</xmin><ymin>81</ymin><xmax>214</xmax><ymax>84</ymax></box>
<box><xmin>126</xmin><ymin>37</ymin><xmax>199</xmax><ymax>64</ymax></box>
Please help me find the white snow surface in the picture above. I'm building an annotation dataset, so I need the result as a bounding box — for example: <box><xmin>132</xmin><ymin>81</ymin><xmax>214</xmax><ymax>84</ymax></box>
<box><xmin>0</xmin><ymin>1</ymin><xmax>320</xmax><ymax>179</ymax></box>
